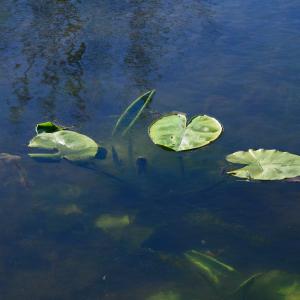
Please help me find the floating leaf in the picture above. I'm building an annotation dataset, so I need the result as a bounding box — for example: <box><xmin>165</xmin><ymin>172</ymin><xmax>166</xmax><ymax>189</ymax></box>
<box><xmin>28</xmin><ymin>130</ymin><xmax>99</xmax><ymax>161</ymax></box>
<box><xmin>148</xmin><ymin>113</ymin><xmax>222</xmax><ymax>151</ymax></box>
<box><xmin>226</xmin><ymin>149</ymin><xmax>300</xmax><ymax>180</ymax></box>
<box><xmin>112</xmin><ymin>90</ymin><xmax>155</xmax><ymax>136</ymax></box>
<box><xmin>35</xmin><ymin>121</ymin><xmax>66</xmax><ymax>134</ymax></box>
<box><xmin>184</xmin><ymin>250</ymin><xmax>235</xmax><ymax>285</ymax></box>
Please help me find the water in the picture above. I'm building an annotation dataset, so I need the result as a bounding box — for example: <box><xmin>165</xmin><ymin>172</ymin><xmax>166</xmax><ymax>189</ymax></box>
<box><xmin>0</xmin><ymin>0</ymin><xmax>300</xmax><ymax>299</ymax></box>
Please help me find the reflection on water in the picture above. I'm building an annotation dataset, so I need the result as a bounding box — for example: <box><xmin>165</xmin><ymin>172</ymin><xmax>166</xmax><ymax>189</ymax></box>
<box><xmin>5</xmin><ymin>0</ymin><xmax>87</xmax><ymax>123</ymax></box>
<box><xmin>0</xmin><ymin>0</ymin><xmax>300</xmax><ymax>299</ymax></box>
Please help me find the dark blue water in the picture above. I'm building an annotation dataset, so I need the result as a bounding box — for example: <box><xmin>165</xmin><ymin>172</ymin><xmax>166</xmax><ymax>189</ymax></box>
<box><xmin>1</xmin><ymin>1</ymin><xmax>300</xmax><ymax>299</ymax></box>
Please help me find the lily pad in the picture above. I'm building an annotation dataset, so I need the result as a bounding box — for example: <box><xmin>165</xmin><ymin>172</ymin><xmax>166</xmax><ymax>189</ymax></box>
<box><xmin>148</xmin><ymin>113</ymin><xmax>222</xmax><ymax>151</ymax></box>
<box><xmin>226</xmin><ymin>149</ymin><xmax>300</xmax><ymax>180</ymax></box>
<box><xmin>112</xmin><ymin>90</ymin><xmax>155</xmax><ymax>136</ymax></box>
<box><xmin>28</xmin><ymin>130</ymin><xmax>99</xmax><ymax>161</ymax></box>
<box><xmin>35</xmin><ymin>121</ymin><xmax>66</xmax><ymax>134</ymax></box>
<box><xmin>184</xmin><ymin>250</ymin><xmax>235</xmax><ymax>285</ymax></box>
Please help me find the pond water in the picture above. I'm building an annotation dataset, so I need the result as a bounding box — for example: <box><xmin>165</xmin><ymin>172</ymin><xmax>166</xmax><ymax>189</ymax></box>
<box><xmin>1</xmin><ymin>0</ymin><xmax>300</xmax><ymax>299</ymax></box>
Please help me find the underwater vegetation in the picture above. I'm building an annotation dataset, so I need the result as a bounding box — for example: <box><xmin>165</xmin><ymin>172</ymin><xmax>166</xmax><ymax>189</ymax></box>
<box><xmin>232</xmin><ymin>271</ymin><xmax>300</xmax><ymax>300</ymax></box>
<box><xmin>95</xmin><ymin>214</ymin><xmax>131</xmax><ymax>231</ymax></box>
<box><xmin>146</xmin><ymin>290</ymin><xmax>181</xmax><ymax>300</ymax></box>
<box><xmin>182</xmin><ymin>250</ymin><xmax>300</xmax><ymax>300</ymax></box>
<box><xmin>19</xmin><ymin>90</ymin><xmax>300</xmax><ymax>299</ymax></box>
<box><xmin>184</xmin><ymin>250</ymin><xmax>235</xmax><ymax>285</ymax></box>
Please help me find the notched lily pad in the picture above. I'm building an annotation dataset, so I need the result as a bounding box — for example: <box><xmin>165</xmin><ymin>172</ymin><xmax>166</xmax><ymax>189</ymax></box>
<box><xmin>226</xmin><ymin>149</ymin><xmax>300</xmax><ymax>180</ymax></box>
<box><xmin>35</xmin><ymin>121</ymin><xmax>66</xmax><ymax>134</ymax></box>
<box><xmin>28</xmin><ymin>130</ymin><xmax>99</xmax><ymax>161</ymax></box>
<box><xmin>112</xmin><ymin>89</ymin><xmax>155</xmax><ymax>136</ymax></box>
<box><xmin>148</xmin><ymin>113</ymin><xmax>222</xmax><ymax>152</ymax></box>
<box><xmin>184</xmin><ymin>250</ymin><xmax>235</xmax><ymax>285</ymax></box>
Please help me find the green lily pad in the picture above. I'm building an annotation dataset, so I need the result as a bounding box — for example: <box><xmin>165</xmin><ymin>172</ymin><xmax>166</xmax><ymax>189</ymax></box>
<box><xmin>184</xmin><ymin>250</ymin><xmax>235</xmax><ymax>285</ymax></box>
<box><xmin>112</xmin><ymin>89</ymin><xmax>155</xmax><ymax>136</ymax></box>
<box><xmin>148</xmin><ymin>113</ymin><xmax>222</xmax><ymax>151</ymax></box>
<box><xmin>226</xmin><ymin>149</ymin><xmax>300</xmax><ymax>180</ymax></box>
<box><xmin>28</xmin><ymin>130</ymin><xmax>99</xmax><ymax>161</ymax></box>
<box><xmin>35</xmin><ymin>121</ymin><xmax>66</xmax><ymax>134</ymax></box>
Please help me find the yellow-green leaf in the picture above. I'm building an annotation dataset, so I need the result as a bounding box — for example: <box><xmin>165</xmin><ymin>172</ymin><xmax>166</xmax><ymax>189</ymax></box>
<box><xmin>148</xmin><ymin>113</ymin><xmax>222</xmax><ymax>152</ymax></box>
<box><xmin>226</xmin><ymin>149</ymin><xmax>300</xmax><ymax>180</ymax></box>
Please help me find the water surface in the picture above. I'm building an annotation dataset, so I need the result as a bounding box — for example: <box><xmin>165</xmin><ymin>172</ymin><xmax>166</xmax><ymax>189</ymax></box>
<box><xmin>0</xmin><ymin>0</ymin><xmax>300</xmax><ymax>299</ymax></box>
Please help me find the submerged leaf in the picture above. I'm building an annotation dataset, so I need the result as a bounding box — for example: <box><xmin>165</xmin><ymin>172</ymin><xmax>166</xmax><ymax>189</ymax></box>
<box><xmin>184</xmin><ymin>250</ymin><xmax>235</xmax><ymax>285</ymax></box>
<box><xmin>233</xmin><ymin>273</ymin><xmax>264</xmax><ymax>298</ymax></box>
<box><xmin>147</xmin><ymin>291</ymin><xmax>181</xmax><ymax>300</ymax></box>
<box><xmin>56</xmin><ymin>204</ymin><xmax>82</xmax><ymax>215</ymax></box>
<box><xmin>35</xmin><ymin>121</ymin><xmax>66</xmax><ymax>134</ymax></box>
<box><xmin>148</xmin><ymin>113</ymin><xmax>222</xmax><ymax>151</ymax></box>
<box><xmin>112</xmin><ymin>90</ymin><xmax>155</xmax><ymax>136</ymax></box>
<box><xmin>226</xmin><ymin>149</ymin><xmax>300</xmax><ymax>180</ymax></box>
<box><xmin>232</xmin><ymin>271</ymin><xmax>300</xmax><ymax>300</ymax></box>
<box><xmin>95</xmin><ymin>214</ymin><xmax>131</xmax><ymax>231</ymax></box>
<box><xmin>28</xmin><ymin>130</ymin><xmax>98</xmax><ymax>161</ymax></box>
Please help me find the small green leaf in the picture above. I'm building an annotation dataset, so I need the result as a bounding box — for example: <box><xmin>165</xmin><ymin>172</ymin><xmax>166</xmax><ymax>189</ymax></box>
<box><xmin>112</xmin><ymin>90</ymin><xmax>155</xmax><ymax>136</ymax></box>
<box><xmin>226</xmin><ymin>149</ymin><xmax>300</xmax><ymax>180</ymax></box>
<box><xmin>148</xmin><ymin>113</ymin><xmax>222</xmax><ymax>151</ymax></box>
<box><xmin>35</xmin><ymin>121</ymin><xmax>66</xmax><ymax>134</ymax></box>
<box><xmin>28</xmin><ymin>130</ymin><xmax>99</xmax><ymax>161</ymax></box>
<box><xmin>184</xmin><ymin>250</ymin><xmax>235</xmax><ymax>285</ymax></box>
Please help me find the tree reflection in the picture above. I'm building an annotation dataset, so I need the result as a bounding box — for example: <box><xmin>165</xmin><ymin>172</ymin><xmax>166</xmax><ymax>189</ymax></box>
<box><xmin>10</xmin><ymin>0</ymin><xmax>88</xmax><ymax>123</ymax></box>
<box><xmin>124</xmin><ymin>0</ymin><xmax>162</xmax><ymax>91</ymax></box>
<box><xmin>124</xmin><ymin>0</ymin><xmax>218</xmax><ymax>92</ymax></box>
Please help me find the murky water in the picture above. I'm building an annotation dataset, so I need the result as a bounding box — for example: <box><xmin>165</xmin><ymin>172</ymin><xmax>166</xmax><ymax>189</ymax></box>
<box><xmin>1</xmin><ymin>1</ymin><xmax>300</xmax><ymax>299</ymax></box>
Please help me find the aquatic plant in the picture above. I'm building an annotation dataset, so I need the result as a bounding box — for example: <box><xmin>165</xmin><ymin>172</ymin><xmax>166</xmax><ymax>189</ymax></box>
<box><xmin>147</xmin><ymin>290</ymin><xmax>181</xmax><ymax>300</ymax></box>
<box><xmin>226</xmin><ymin>149</ymin><xmax>300</xmax><ymax>180</ymax></box>
<box><xmin>28</xmin><ymin>130</ymin><xmax>99</xmax><ymax>161</ymax></box>
<box><xmin>232</xmin><ymin>271</ymin><xmax>300</xmax><ymax>300</ymax></box>
<box><xmin>112</xmin><ymin>89</ymin><xmax>155</xmax><ymax>136</ymax></box>
<box><xmin>35</xmin><ymin>121</ymin><xmax>67</xmax><ymax>134</ymax></box>
<box><xmin>95</xmin><ymin>214</ymin><xmax>131</xmax><ymax>231</ymax></box>
<box><xmin>184</xmin><ymin>250</ymin><xmax>235</xmax><ymax>285</ymax></box>
<box><xmin>95</xmin><ymin>214</ymin><xmax>152</xmax><ymax>249</ymax></box>
<box><xmin>148</xmin><ymin>113</ymin><xmax>222</xmax><ymax>151</ymax></box>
